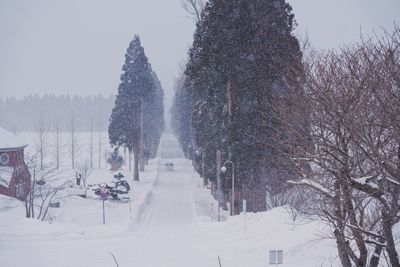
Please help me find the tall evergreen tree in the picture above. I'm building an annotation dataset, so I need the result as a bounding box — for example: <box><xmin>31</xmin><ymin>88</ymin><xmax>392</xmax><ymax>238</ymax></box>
<box><xmin>109</xmin><ymin>35</ymin><xmax>157</xmax><ymax>181</ymax></box>
<box><xmin>143</xmin><ymin>72</ymin><xmax>165</xmax><ymax>161</ymax></box>
<box><xmin>174</xmin><ymin>0</ymin><xmax>304</xmax><ymax>213</ymax></box>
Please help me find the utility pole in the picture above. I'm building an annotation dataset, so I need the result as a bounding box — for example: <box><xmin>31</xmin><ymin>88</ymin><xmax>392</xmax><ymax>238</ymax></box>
<box><xmin>216</xmin><ymin>150</ymin><xmax>222</xmax><ymax>221</ymax></box>
<box><xmin>202</xmin><ymin>152</ymin><xmax>205</xmax><ymax>188</ymax></box>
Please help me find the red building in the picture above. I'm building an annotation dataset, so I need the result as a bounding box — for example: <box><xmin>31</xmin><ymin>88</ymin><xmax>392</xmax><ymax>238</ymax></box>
<box><xmin>0</xmin><ymin>127</ymin><xmax>31</xmax><ymax>200</ymax></box>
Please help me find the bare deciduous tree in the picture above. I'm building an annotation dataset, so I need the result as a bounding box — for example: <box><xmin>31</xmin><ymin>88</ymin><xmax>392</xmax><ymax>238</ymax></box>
<box><xmin>24</xmin><ymin>152</ymin><xmax>66</xmax><ymax>221</ymax></box>
<box><xmin>34</xmin><ymin>116</ymin><xmax>48</xmax><ymax>171</ymax></box>
<box><xmin>90</xmin><ymin>119</ymin><xmax>94</xmax><ymax>169</ymax></box>
<box><xmin>76</xmin><ymin>159</ymin><xmax>93</xmax><ymax>189</ymax></box>
<box><xmin>68</xmin><ymin>113</ymin><xmax>78</xmax><ymax>169</ymax></box>
<box><xmin>98</xmin><ymin>127</ymin><xmax>102</xmax><ymax>169</ymax></box>
<box><xmin>181</xmin><ymin>0</ymin><xmax>206</xmax><ymax>23</ymax></box>
<box><xmin>274</xmin><ymin>26</ymin><xmax>400</xmax><ymax>267</ymax></box>
<box><xmin>55</xmin><ymin>119</ymin><xmax>60</xmax><ymax>170</ymax></box>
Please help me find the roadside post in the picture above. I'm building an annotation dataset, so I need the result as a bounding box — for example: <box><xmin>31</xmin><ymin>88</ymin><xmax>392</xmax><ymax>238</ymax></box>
<box><xmin>211</xmin><ymin>201</ymin><xmax>214</xmax><ymax>222</ymax></box>
<box><xmin>243</xmin><ymin>199</ymin><xmax>247</xmax><ymax>234</ymax></box>
<box><xmin>102</xmin><ymin>198</ymin><xmax>105</xmax><ymax>224</ymax></box>
<box><xmin>99</xmin><ymin>185</ymin><xmax>109</xmax><ymax>224</ymax></box>
<box><xmin>128</xmin><ymin>200</ymin><xmax>133</xmax><ymax>220</ymax></box>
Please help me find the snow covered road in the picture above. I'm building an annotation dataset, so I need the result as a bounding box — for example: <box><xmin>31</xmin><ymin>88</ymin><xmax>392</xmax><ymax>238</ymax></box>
<box><xmin>126</xmin><ymin>135</ymin><xmax>217</xmax><ymax>266</ymax></box>
<box><xmin>140</xmin><ymin>159</ymin><xmax>197</xmax><ymax>233</ymax></box>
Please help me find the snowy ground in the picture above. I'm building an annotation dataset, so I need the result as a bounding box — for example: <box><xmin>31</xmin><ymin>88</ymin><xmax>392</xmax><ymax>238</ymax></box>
<box><xmin>0</xmin><ymin>133</ymin><xmax>356</xmax><ymax>266</ymax></box>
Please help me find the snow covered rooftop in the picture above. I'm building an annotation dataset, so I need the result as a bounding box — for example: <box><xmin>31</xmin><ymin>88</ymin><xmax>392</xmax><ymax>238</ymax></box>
<box><xmin>0</xmin><ymin>166</ymin><xmax>14</xmax><ymax>188</ymax></box>
<box><xmin>0</xmin><ymin>127</ymin><xmax>27</xmax><ymax>150</ymax></box>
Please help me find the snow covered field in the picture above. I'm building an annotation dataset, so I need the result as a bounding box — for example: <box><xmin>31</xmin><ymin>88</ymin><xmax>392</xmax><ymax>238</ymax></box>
<box><xmin>0</xmin><ymin>133</ymin><xmax>357</xmax><ymax>267</ymax></box>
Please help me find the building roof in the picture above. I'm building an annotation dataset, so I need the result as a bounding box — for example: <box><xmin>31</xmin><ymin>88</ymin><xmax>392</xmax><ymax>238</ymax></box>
<box><xmin>0</xmin><ymin>127</ymin><xmax>27</xmax><ymax>150</ymax></box>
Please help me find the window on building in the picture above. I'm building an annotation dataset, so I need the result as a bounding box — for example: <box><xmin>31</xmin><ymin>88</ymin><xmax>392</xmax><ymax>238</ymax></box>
<box><xmin>16</xmin><ymin>183</ymin><xmax>25</xmax><ymax>198</ymax></box>
<box><xmin>0</xmin><ymin>153</ymin><xmax>10</xmax><ymax>165</ymax></box>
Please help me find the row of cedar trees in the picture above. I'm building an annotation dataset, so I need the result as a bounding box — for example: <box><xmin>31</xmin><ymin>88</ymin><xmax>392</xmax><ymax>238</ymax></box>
<box><xmin>173</xmin><ymin>0</ymin><xmax>400</xmax><ymax>266</ymax></box>
<box><xmin>109</xmin><ymin>35</ymin><xmax>164</xmax><ymax>181</ymax></box>
<box><xmin>172</xmin><ymin>0</ymin><xmax>304</xmax><ymax>214</ymax></box>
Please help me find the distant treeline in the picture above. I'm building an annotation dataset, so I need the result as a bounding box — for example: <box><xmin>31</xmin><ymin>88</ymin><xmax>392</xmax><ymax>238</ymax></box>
<box><xmin>0</xmin><ymin>94</ymin><xmax>115</xmax><ymax>132</ymax></box>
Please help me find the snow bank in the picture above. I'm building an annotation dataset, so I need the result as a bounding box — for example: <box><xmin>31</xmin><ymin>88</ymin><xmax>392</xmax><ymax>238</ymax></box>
<box><xmin>193</xmin><ymin>207</ymin><xmax>338</xmax><ymax>267</ymax></box>
<box><xmin>0</xmin><ymin>159</ymin><xmax>160</xmax><ymax>240</ymax></box>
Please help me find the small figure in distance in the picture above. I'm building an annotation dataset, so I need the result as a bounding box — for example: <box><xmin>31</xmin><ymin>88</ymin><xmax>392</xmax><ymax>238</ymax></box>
<box><xmin>169</xmin><ymin>163</ymin><xmax>174</xmax><ymax>171</ymax></box>
<box><xmin>165</xmin><ymin>162</ymin><xmax>174</xmax><ymax>171</ymax></box>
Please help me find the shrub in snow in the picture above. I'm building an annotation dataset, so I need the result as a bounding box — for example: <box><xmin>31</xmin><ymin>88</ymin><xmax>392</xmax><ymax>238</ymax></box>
<box><xmin>107</xmin><ymin>149</ymin><xmax>124</xmax><ymax>171</ymax></box>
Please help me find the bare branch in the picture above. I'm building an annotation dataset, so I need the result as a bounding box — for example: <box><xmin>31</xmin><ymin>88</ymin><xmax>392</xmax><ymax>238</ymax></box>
<box><xmin>181</xmin><ymin>0</ymin><xmax>205</xmax><ymax>22</ymax></box>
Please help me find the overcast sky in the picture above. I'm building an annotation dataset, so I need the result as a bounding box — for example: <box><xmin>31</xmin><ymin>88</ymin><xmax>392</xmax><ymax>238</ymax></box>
<box><xmin>0</xmin><ymin>0</ymin><xmax>399</xmax><ymax>104</ymax></box>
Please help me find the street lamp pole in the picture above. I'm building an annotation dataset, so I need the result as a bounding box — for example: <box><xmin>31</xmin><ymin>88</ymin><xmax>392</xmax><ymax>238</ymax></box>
<box><xmin>188</xmin><ymin>144</ymin><xmax>195</xmax><ymax>172</ymax></box>
<box><xmin>221</xmin><ymin>160</ymin><xmax>235</xmax><ymax>216</ymax></box>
